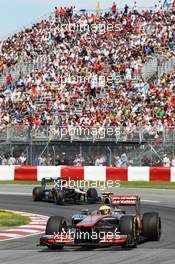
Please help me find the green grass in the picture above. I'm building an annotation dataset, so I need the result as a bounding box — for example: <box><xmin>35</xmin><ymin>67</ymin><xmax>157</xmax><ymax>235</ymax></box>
<box><xmin>120</xmin><ymin>181</ymin><xmax>175</xmax><ymax>189</ymax></box>
<box><xmin>0</xmin><ymin>211</ymin><xmax>31</xmax><ymax>227</ymax></box>
<box><xmin>0</xmin><ymin>181</ymin><xmax>38</xmax><ymax>185</ymax></box>
<box><xmin>0</xmin><ymin>180</ymin><xmax>175</xmax><ymax>189</ymax></box>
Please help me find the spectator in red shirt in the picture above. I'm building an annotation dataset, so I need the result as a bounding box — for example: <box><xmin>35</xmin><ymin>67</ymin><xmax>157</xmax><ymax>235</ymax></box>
<box><xmin>112</xmin><ymin>2</ymin><xmax>117</xmax><ymax>14</ymax></box>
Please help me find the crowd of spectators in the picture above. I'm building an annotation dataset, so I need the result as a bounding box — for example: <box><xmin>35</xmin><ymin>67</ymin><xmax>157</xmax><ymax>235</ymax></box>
<box><xmin>1</xmin><ymin>1</ymin><xmax>175</xmax><ymax>73</ymax></box>
<box><xmin>0</xmin><ymin>2</ymin><xmax>175</xmax><ymax>138</ymax></box>
<box><xmin>0</xmin><ymin>153</ymin><xmax>27</xmax><ymax>165</ymax></box>
<box><xmin>1</xmin><ymin>151</ymin><xmax>175</xmax><ymax>167</ymax></box>
<box><xmin>1</xmin><ymin>68</ymin><xmax>175</xmax><ymax>137</ymax></box>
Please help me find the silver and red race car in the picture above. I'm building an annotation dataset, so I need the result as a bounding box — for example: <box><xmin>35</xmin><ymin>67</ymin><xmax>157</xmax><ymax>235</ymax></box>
<box><xmin>39</xmin><ymin>194</ymin><xmax>161</xmax><ymax>250</ymax></box>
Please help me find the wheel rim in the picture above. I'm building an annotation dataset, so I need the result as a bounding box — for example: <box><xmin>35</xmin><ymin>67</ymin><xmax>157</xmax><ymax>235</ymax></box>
<box><xmin>59</xmin><ymin>221</ymin><xmax>67</xmax><ymax>233</ymax></box>
<box><xmin>157</xmin><ymin>217</ymin><xmax>161</xmax><ymax>239</ymax></box>
<box><xmin>54</xmin><ymin>192</ymin><xmax>58</xmax><ymax>203</ymax></box>
<box><xmin>33</xmin><ymin>191</ymin><xmax>36</xmax><ymax>200</ymax></box>
<box><xmin>133</xmin><ymin>218</ymin><xmax>137</xmax><ymax>241</ymax></box>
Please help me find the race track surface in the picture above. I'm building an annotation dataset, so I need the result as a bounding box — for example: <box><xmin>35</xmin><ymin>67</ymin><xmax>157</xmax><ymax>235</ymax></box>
<box><xmin>0</xmin><ymin>186</ymin><xmax>175</xmax><ymax>264</ymax></box>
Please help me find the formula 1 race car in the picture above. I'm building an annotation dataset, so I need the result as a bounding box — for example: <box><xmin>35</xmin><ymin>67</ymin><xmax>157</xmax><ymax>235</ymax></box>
<box><xmin>39</xmin><ymin>195</ymin><xmax>161</xmax><ymax>249</ymax></box>
<box><xmin>32</xmin><ymin>178</ymin><xmax>99</xmax><ymax>205</ymax></box>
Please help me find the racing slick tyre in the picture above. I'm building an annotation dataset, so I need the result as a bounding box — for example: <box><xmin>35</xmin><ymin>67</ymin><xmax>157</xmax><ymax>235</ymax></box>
<box><xmin>32</xmin><ymin>187</ymin><xmax>44</xmax><ymax>201</ymax></box>
<box><xmin>142</xmin><ymin>212</ymin><xmax>161</xmax><ymax>241</ymax></box>
<box><xmin>54</xmin><ymin>190</ymin><xmax>65</xmax><ymax>205</ymax></box>
<box><xmin>119</xmin><ymin>215</ymin><xmax>138</xmax><ymax>248</ymax></box>
<box><xmin>87</xmin><ymin>188</ymin><xmax>98</xmax><ymax>203</ymax></box>
<box><xmin>45</xmin><ymin>216</ymin><xmax>68</xmax><ymax>250</ymax></box>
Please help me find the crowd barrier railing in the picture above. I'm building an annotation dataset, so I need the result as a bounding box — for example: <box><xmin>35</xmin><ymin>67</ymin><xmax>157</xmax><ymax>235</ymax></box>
<box><xmin>0</xmin><ymin>126</ymin><xmax>175</xmax><ymax>143</ymax></box>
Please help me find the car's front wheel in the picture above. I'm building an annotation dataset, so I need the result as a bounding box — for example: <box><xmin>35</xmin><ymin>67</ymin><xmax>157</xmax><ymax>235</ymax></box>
<box><xmin>142</xmin><ymin>212</ymin><xmax>161</xmax><ymax>241</ymax></box>
<box><xmin>32</xmin><ymin>187</ymin><xmax>44</xmax><ymax>201</ymax></box>
<box><xmin>119</xmin><ymin>215</ymin><xmax>138</xmax><ymax>248</ymax></box>
<box><xmin>45</xmin><ymin>216</ymin><xmax>68</xmax><ymax>250</ymax></box>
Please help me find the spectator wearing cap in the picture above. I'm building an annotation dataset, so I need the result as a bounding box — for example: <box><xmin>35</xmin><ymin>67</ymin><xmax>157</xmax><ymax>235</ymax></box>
<box><xmin>120</xmin><ymin>153</ymin><xmax>129</xmax><ymax>167</ymax></box>
<box><xmin>133</xmin><ymin>1</ymin><xmax>138</xmax><ymax>13</ymax></box>
<box><xmin>163</xmin><ymin>154</ymin><xmax>170</xmax><ymax>167</ymax></box>
<box><xmin>124</xmin><ymin>4</ymin><xmax>129</xmax><ymax>15</ymax></box>
<box><xmin>114</xmin><ymin>156</ymin><xmax>122</xmax><ymax>167</ymax></box>
<box><xmin>112</xmin><ymin>2</ymin><xmax>117</xmax><ymax>14</ymax></box>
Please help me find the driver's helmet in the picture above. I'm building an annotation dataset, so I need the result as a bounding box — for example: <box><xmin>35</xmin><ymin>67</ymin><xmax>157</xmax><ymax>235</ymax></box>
<box><xmin>99</xmin><ymin>205</ymin><xmax>111</xmax><ymax>215</ymax></box>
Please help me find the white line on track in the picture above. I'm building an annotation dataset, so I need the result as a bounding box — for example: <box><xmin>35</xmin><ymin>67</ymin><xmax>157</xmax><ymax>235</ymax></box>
<box><xmin>0</xmin><ymin>233</ymin><xmax>21</xmax><ymax>237</ymax></box>
<box><xmin>0</xmin><ymin>192</ymin><xmax>31</xmax><ymax>196</ymax></box>
<box><xmin>7</xmin><ymin>228</ymin><xmax>42</xmax><ymax>233</ymax></box>
<box><xmin>141</xmin><ymin>199</ymin><xmax>160</xmax><ymax>203</ymax></box>
<box><xmin>19</xmin><ymin>225</ymin><xmax>45</xmax><ymax>229</ymax></box>
<box><xmin>0</xmin><ymin>231</ymin><xmax>44</xmax><ymax>242</ymax></box>
<box><xmin>0</xmin><ymin>191</ymin><xmax>161</xmax><ymax>204</ymax></box>
<box><xmin>0</xmin><ymin>190</ymin><xmax>162</xmax><ymax>204</ymax></box>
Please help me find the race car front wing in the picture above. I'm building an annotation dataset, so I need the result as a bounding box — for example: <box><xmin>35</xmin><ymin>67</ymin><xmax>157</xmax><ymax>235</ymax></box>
<box><xmin>38</xmin><ymin>233</ymin><xmax>130</xmax><ymax>248</ymax></box>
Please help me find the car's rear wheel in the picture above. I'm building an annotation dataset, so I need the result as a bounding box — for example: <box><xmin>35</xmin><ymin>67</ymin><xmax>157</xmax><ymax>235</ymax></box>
<box><xmin>87</xmin><ymin>188</ymin><xmax>98</xmax><ymax>203</ymax></box>
<box><xmin>54</xmin><ymin>190</ymin><xmax>65</xmax><ymax>205</ymax></box>
<box><xmin>119</xmin><ymin>215</ymin><xmax>138</xmax><ymax>248</ymax></box>
<box><xmin>142</xmin><ymin>212</ymin><xmax>161</xmax><ymax>241</ymax></box>
<box><xmin>45</xmin><ymin>216</ymin><xmax>68</xmax><ymax>250</ymax></box>
<box><xmin>74</xmin><ymin>193</ymin><xmax>81</xmax><ymax>202</ymax></box>
<box><xmin>32</xmin><ymin>187</ymin><xmax>44</xmax><ymax>201</ymax></box>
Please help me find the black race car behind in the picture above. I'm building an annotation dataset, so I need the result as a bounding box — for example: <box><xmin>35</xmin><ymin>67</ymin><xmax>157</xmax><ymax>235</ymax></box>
<box><xmin>32</xmin><ymin>177</ymin><xmax>99</xmax><ymax>205</ymax></box>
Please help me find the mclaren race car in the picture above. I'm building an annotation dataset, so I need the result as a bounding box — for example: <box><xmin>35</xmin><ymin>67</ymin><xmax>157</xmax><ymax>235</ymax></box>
<box><xmin>39</xmin><ymin>195</ymin><xmax>161</xmax><ymax>249</ymax></box>
<box><xmin>32</xmin><ymin>177</ymin><xmax>99</xmax><ymax>205</ymax></box>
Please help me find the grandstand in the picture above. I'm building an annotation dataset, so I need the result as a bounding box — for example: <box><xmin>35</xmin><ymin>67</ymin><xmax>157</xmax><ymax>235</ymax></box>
<box><xmin>0</xmin><ymin>3</ymin><xmax>175</xmax><ymax>167</ymax></box>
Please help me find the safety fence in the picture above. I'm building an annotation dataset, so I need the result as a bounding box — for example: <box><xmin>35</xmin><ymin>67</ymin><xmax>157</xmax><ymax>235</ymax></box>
<box><xmin>0</xmin><ymin>126</ymin><xmax>174</xmax><ymax>167</ymax></box>
<box><xmin>0</xmin><ymin>126</ymin><xmax>174</xmax><ymax>143</ymax></box>
<box><xmin>0</xmin><ymin>166</ymin><xmax>174</xmax><ymax>182</ymax></box>
<box><xmin>141</xmin><ymin>50</ymin><xmax>175</xmax><ymax>81</ymax></box>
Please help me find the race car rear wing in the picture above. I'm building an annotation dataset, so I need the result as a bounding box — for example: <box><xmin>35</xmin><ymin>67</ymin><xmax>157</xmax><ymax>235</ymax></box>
<box><xmin>103</xmin><ymin>195</ymin><xmax>141</xmax><ymax>214</ymax></box>
<box><xmin>110</xmin><ymin>195</ymin><xmax>140</xmax><ymax>206</ymax></box>
<box><xmin>101</xmin><ymin>192</ymin><xmax>114</xmax><ymax>196</ymax></box>
<box><xmin>41</xmin><ymin>177</ymin><xmax>63</xmax><ymax>187</ymax></box>
<box><xmin>41</xmin><ymin>177</ymin><xmax>55</xmax><ymax>186</ymax></box>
